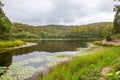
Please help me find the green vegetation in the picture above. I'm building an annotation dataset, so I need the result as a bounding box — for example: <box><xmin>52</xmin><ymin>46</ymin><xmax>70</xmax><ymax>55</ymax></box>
<box><xmin>0</xmin><ymin>2</ymin><xmax>113</xmax><ymax>48</ymax></box>
<box><xmin>0</xmin><ymin>40</ymin><xmax>25</xmax><ymax>48</ymax></box>
<box><xmin>93</xmin><ymin>41</ymin><xmax>115</xmax><ymax>47</ymax></box>
<box><xmin>37</xmin><ymin>46</ymin><xmax>120</xmax><ymax>80</ymax></box>
<box><xmin>112</xmin><ymin>34</ymin><xmax>120</xmax><ymax>39</ymax></box>
<box><xmin>113</xmin><ymin>5</ymin><xmax>120</xmax><ymax>34</ymax></box>
<box><xmin>0</xmin><ymin>1</ymin><xmax>12</xmax><ymax>40</ymax></box>
<box><xmin>0</xmin><ymin>1</ymin><xmax>26</xmax><ymax>48</ymax></box>
<box><xmin>0</xmin><ymin>16</ymin><xmax>12</xmax><ymax>40</ymax></box>
<box><xmin>0</xmin><ymin>1</ymin><xmax>120</xmax><ymax>80</ymax></box>
<box><xmin>103</xmin><ymin>31</ymin><xmax>112</xmax><ymax>41</ymax></box>
<box><xmin>12</xmin><ymin>22</ymin><xmax>113</xmax><ymax>40</ymax></box>
<box><xmin>106</xmin><ymin>57</ymin><xmax>120</xmax><ymax>80</ymax></box>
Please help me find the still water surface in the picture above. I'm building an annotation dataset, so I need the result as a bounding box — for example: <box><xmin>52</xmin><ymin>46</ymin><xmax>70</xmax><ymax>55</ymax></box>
<box><xmin>0</xmin><ymin>40</ymin><xmax>92</xmax><ymax>80</ymax></box>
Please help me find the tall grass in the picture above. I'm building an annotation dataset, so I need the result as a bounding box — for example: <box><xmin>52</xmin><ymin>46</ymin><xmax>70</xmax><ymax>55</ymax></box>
<box><xmin>0</xmin><ymin>40</ymin><xmax>25</xmax><ymax>48</ymax></box>
<box><xmin>38</xmin><ymin>47</ymin><xmax>120</xmax><ymax>80</ymax></box>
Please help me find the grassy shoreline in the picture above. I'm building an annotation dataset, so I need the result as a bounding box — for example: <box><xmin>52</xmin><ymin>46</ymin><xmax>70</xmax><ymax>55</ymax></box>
<box><xmin>21</xmin><ymin>38</ymin><xmax>101</xmax><ymax>41</ymax></box>
<box><xmin>0</xmin><ymin>40</ymin><xmax>25</xmax><ymax>48</ymax></box>
<box><xmin>37</xmin><ymin>46</ymin><xmax>120</xmax><ymax>80</ymax></box>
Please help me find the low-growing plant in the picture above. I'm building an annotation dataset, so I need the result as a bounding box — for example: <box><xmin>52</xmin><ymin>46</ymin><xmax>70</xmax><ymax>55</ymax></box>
<box><xmin>107</xmin><ymin>71</ymin><xmax>120</xmax><ymax>80</ymax></box>
<box><xmin>106</xmin><ymin>57</ymin><xmax>120</xmax><ymax>80</ymax></box>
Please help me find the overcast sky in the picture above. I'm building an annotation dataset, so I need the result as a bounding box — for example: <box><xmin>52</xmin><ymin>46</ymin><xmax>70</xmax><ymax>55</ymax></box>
<box><xmin>2</xmin><ymin>0</ymin><xmax>116</xmax><ymax>25</ymax></box>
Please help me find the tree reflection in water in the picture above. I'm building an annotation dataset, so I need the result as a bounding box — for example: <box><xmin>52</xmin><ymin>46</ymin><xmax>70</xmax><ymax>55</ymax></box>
<box><xmin>12</xmin><ymin>40</ymin><xmax>88</xmax><ymax>56</ymax></box>
<box><xmin>0</xmin><ymin>40</ymin><xmax>92</xmax><ymax>79</ymax></box>
<box><xmin>0</xmin><ymin>51</ymin><xmax>12</xmax><ymax>76</ymax></box>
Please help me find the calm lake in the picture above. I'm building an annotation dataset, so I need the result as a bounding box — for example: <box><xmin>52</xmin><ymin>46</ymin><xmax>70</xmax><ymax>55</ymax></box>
<box><xmin>0</xmin><ymin>40</ymin><xmax>95</xmax><ymax>80</ymax></box>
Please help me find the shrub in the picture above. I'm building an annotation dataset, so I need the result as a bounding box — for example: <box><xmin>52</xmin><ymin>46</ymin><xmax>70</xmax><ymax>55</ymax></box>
<box><xmin>103</xmin><ymin>31</ymin><xmax>112</xmax><ymax>41</ymax></box>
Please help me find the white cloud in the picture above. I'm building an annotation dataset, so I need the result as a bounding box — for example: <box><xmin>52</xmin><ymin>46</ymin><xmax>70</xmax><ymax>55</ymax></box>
<box><xmin>2</xmin><ymin>0</ymin><xmax>115</xmax><ymax>25</ymax></box>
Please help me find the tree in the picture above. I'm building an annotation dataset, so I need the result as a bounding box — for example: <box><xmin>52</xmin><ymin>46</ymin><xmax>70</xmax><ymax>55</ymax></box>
<box><xmin>113</xmin><ymin>0</ymin><xmax>120</xmax><ymax>34</ymax></box>
<box><xmin>0</xmin><ymin>0</ymin><xmax>5</xmax><ymax>17</ymax></box>
<box><xmin>0</xmin><ymin>1</ymin><xmax>12</xmax><ymax>40</ymax></box>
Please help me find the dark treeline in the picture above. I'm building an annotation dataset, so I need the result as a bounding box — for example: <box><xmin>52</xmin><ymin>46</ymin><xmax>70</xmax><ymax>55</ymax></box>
<box><xmin>12</xmin><ymin>22</ymin><xmax>113</xmax><ymax>39</ymax></box>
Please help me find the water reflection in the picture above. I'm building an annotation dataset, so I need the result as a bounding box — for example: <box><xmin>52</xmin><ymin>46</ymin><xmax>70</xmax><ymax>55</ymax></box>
<box><xmin>12</xmin><ymin>40</ymin><xmax>88</xmax><ymax>56</ymax></box>
<box><xmin>0</xmin><ymin>40</ymin><xmax>91</xmax><ymax>79</ymax></box>
<box><xmin>0</xmin><ymin>51</ymin><xmax>12</xmax><ymax>67</ymax></box>
<box><xmin>0</xmin><ymin>40</ymin><xmax>88</xmax><ymax>66</ymax></box>
<box><xmin>0</xmin><ymin>51</ymin><xmax>12</xmax><ymax>76</ymax></box>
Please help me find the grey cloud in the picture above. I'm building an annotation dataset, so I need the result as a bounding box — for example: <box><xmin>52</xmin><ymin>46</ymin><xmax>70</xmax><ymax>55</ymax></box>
<box><xmin>2</xmin><ymin>0</ymin><xmax>114</xmax><ymax>25</ymax></box>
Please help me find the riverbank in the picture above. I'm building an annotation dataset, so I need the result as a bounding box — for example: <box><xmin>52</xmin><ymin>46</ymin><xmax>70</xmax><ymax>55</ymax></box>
<box><xmin>37</xmin><ymin>46</ymin><xmax>120</xmax><ymax>80</ymax></box>
<box><xmin>0</xmin><ymin>41</ymin><xmax>37</xmax><ymax>53</ymax></box>
<box><xmin>94</xmin><ymin>40</ymin><xmax>120</xmax><ymax>47</ymax></box>
<box><xmin>22</xmin><ymin>38</ymin><xmax>101</xmax><ymax>41</ymax></box>
<box><xmin>0</xmin><ymin>40</ymin><xmax>25</xmax><ymax>48</ymax></box>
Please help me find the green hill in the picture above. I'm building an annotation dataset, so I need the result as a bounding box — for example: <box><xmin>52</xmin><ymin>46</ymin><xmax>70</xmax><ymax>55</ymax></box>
<box><xmin>12</xmin><ymin>22</ymin><xmax>113</xmax><ymax>39</ymax></box>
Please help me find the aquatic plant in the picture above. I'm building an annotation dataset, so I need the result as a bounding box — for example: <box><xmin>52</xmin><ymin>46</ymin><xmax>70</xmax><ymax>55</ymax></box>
<box><xmin>0</xmin><ymin>43</ymin><xmax>98</xmax><ymax>80</ymax></box>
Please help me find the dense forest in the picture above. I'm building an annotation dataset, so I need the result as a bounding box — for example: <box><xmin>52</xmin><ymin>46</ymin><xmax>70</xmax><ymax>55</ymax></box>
<box><xmin>12</xmin><ymin>22</ymin><xmax>113</xmax><ymax>39</ymax></box>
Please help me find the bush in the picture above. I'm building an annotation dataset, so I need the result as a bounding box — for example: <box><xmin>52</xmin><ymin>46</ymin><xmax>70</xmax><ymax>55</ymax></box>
<box><xmin>103</xmin><ymin>31</ymin><xmax>112</xmax><ymax>41</ymax></box>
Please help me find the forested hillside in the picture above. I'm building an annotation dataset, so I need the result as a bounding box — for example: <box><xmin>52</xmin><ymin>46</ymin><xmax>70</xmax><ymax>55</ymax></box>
<box><xmin>12</xmin><ymin>22</ymin><xmax>113</xmax><ymax>39</ymax></box>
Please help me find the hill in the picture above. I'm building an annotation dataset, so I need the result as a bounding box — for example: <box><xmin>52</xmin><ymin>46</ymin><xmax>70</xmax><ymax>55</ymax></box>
<box><xmin>12</xmin><ymin>22</ymin><xmax>113</xmax><ymax>39</ymax></box>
